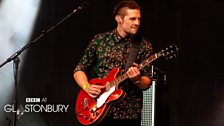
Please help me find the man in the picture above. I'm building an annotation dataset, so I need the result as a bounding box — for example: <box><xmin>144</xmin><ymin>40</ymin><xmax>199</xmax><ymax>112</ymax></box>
<box><xmin>74</xmin><ymin>0</ymin><xmax>153</xmax><ymax>125</ymax></box>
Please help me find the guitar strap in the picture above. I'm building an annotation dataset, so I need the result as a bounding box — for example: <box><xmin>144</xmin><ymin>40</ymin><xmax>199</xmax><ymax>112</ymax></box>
<box><xmin>124</xmin><ymin>36</ymin><xmax>141</xmax><ymax>72</ymax></box>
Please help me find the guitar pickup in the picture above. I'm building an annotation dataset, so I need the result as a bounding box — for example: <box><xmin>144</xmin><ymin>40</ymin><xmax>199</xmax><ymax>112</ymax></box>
<box><xmin>105</xmin><ymin>82</ymin><xmax>111</xmax><ymax>91</ymax></box>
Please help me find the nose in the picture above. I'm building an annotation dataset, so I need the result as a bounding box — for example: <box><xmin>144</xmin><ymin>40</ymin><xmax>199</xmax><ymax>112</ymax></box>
<box><xmin>134</xmin><ymin>19</ymin><xmax>140</xmax><ymax>26</ymax></box>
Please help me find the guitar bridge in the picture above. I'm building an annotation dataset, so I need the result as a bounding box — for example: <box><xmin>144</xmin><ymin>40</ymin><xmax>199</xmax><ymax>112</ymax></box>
<box><xmin>83</xmin><ymin>98</ymin><xmax>88</xmax><ymax>109</ymax></box>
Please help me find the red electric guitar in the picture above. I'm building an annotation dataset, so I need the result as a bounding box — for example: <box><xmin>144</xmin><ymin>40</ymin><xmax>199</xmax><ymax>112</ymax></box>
<box><xmin>75</xmin><ymin>44</ymin><xmax>179</xmax><ymax>125</ymax></box>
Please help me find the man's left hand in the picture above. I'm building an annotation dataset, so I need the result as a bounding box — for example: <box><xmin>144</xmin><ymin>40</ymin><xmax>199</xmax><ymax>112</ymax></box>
<box><xmin>127</xmin><ymin>63</ymin><xmax>140</xmax><ymax>82</ymax></box>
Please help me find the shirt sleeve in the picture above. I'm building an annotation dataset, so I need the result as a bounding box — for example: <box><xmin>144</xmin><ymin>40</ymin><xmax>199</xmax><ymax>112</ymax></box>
<box><xmin>74</xmin><ymin>35</ymin><xmax>98</xmax><ymax>73</ymax></box>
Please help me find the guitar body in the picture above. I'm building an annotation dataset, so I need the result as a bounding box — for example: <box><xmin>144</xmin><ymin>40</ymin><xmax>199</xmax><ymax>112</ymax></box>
<box><xmin>76</xmin><ymin>68</ymin><xmax>125</xmax><ymax>125</ymax></box>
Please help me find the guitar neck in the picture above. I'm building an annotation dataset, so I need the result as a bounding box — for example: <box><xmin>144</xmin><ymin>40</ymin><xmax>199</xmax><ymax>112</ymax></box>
<box><xmin>109</xmin><ymin>53</ymin><xmax>158</xmax><ymax>87</ymax></box>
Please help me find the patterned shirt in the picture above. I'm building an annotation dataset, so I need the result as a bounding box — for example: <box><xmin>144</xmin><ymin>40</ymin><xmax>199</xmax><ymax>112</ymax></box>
<box><xmin>74</xmin><ymin>29</ymin><xmax>153</xmax><ymax>119</ymax></box>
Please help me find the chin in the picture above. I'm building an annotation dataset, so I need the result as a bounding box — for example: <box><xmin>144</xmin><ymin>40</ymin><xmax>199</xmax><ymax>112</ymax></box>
<box><xmin>130</xmin><ymin>30</ymin><xmax>138</xmax><ymax>35</ymax></box>
<box><xmin>130</xmin><ymin>32</ymin><xmax>138</xmax><ymax>35</ymax></box>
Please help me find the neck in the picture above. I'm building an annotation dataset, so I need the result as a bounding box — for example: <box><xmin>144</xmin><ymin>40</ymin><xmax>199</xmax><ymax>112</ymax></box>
<box><xmin>116</xmin><ymin>27</ymin><xmax>128</xmax><ymax>38</ymax></box>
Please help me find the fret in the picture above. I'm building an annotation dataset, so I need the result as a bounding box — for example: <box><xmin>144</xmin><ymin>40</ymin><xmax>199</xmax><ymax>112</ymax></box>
<box><xmin>139</xmin><ymin>54</ymin><xmax>157</xmax><ymax>69</ymax></box>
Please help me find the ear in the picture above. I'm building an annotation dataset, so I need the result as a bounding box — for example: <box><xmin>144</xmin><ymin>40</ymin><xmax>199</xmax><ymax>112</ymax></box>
<box><xmin>115</xmin><ymin>15</ymin><xmax>122</xmax><ymax>23</ymax></box>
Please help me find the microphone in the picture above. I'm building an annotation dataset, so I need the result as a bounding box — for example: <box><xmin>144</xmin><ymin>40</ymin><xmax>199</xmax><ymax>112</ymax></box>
<box><xmin>73</xmin><ymin>0</ymin><xmax>90</xmax><ymax>13</ymax></box>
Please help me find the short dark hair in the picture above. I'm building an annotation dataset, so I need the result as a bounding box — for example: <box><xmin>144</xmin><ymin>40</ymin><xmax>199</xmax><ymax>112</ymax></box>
<box><xmin>113</xmin><ymin>0</ymin><xmax>141</xmax><ymax>17</ymax></box>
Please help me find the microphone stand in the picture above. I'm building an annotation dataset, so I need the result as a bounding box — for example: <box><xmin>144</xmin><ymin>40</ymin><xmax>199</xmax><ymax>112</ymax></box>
<box><xmin>0</xmin><ymin>2</ymin><xmax>89</xmax><ymax>126</ymax></box>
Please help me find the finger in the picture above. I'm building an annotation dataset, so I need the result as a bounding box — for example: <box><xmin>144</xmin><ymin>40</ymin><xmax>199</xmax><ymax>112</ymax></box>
<box><xmin>132</xmin><ymin>67</ymin><xmax>140</xmax><ymax>75</ymax></box>
<box><xmin>130</xmin><ymin>67</ymin><xmax>138</xmax><ymax>76</ymax></box>
<box><xmin>89</xmin><ymin>89</ymin><xmax>101</xmax><ymax>95</ymax></box>
<box><xmin>98</xmin><ymin>85</ymin><xmax>106</xmax><ymax>89</ymax></box>
<box><xmin>91</xmin><ymin>85</ymin><xmax>105</xmax><ymax>91</ymax></box>
<box><xmin>134</xmin><ymin>68</ymin><xmax>140</xmax><ymax>75</ymax></box>
<box><xmin>127</xmin><ymin>68</ymin><xmax>133</xmax><ymax>78</ymax></box>
<box><xmin>130</xmin><ymin>68</ymin><xmax>140</xmax><ymax>79</ymax></box>
<box><xmin>92</xmin><ymin>85</ymin><xmax>105</xmax><ymax>88</ymax></box>
<box><xmin>130</xmin><ymin>67</ymin><xmax>136</xmax><ymax>73</ymax></box>
<box><xmin>86</xmin><ymin>88</ymin><xmax>98</xmax><ymax>98</ymax></box>
<box><xmin>90</xmin><ymin>87</ymin><xmax>101</xmax><ymax>94</ymax></box>
<box><xmin>133</xmin><ymin>63</ymin><xmax>139</xmax><ymax>68</ymax></box>
<box><xmin>86</xmin><ymin>85</ymin><xmax>100</xmax><ymax>94</ymax></box>
<box><xmin>88</xmin><ymin>93</ymin><xmax>97</xmax><ymax>98</ymax></box>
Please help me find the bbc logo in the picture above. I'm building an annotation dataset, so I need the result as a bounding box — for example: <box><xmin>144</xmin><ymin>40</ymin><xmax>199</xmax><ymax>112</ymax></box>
<box><xmin>26</xmin><ymin>98</ymin><xmax>41</xmax><ymax>103</ymax></box>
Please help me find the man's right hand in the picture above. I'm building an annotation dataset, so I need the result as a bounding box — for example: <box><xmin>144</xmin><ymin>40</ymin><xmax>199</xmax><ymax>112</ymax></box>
<box><xmin>85</xmin><ymin>84</ymin><xmax>105</xmax><ymax>98</ymax></box>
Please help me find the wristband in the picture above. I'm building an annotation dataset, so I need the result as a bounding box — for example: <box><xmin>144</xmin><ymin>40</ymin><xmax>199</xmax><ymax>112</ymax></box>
<box><xmin>83</xmin><ymin>82</ymin><xmax>90</xmax><ymax>91</ymax></box>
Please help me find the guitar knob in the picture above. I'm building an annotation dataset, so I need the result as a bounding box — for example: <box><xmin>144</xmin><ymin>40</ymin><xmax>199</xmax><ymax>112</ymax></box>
<box><xmin>89</xmin><ymin>118</ymin><xmax>93</xmax><ymax>122</ymax></box>
<box><xmin>90</xmin><ymin>109</ymin><xmax>94</xmax><ymax>113</ymax></box>
<box><xmin>95</xmin><ymin>112</ymin><xmax>99</xmax><ymax>116</ymax></box>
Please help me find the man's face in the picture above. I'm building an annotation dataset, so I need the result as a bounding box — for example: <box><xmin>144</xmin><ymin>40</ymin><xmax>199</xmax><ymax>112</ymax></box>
<box><xmin>120</xmin><ymin>9</ymin><xmax>141</xmax><ymax>35</ymax></box>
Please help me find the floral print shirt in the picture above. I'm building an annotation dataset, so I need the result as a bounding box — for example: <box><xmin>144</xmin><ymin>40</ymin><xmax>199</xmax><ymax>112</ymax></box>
<box><xmin>74</xmin><ymin>29</ymin><xmax>153</xmax><ymax>119</ymax></box>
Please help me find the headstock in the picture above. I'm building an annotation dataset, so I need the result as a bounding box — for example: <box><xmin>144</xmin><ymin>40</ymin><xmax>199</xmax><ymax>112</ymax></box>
<box><xmin>157</xmin><ymin>43</ymin><xmax>180</xmax><ymax>60</ymax></box>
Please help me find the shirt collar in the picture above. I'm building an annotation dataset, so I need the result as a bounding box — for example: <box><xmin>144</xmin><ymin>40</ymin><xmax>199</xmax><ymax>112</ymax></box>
<box><xmin>112</xmin><ymin>29</ymin><xmax>123</xmax><ymax>43</ymax></box>
<box><xmin>112</xmin><ymin>29</ymin><xmax>135</xmax><ymax>43</ymax></box>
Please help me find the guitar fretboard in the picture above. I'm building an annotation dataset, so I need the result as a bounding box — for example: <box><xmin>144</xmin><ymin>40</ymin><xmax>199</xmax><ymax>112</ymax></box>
<box><xmin>109</xmin><ymin>53</ymin><xmax>158</xmax><ymax>87</ymax></box>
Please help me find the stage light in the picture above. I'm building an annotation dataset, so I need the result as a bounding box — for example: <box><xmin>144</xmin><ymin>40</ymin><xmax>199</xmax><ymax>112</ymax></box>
<box><xmin>0</xmin><ymin>0</ymin><xmax>41</xmax><ymax>125</ymax></box>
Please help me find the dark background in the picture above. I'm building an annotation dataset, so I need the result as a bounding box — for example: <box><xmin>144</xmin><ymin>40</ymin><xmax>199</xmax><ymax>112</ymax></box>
<box><xmin>10</xmin><ymin>0</ymin><xmax>224</xmax><ymax>125</ymax></box>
